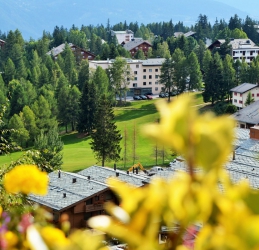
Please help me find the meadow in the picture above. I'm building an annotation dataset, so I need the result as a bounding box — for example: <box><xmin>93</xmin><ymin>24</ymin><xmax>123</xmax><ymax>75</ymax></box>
<box><xmin>0</xmin><ymin>93</ymin><xmax>206</xmax><ymax>173</ymax></box>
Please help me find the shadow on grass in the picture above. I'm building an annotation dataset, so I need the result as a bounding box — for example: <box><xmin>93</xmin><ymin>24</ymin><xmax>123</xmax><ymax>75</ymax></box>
<box><xmin>61</xmin><ymin>132</ymin><xmax>91</xmax><ymax>145</ymax></box>
<box><xmin>115</xmin><ymin>103</ymin><xmax>157</xmax><ymax>122</ymax></box>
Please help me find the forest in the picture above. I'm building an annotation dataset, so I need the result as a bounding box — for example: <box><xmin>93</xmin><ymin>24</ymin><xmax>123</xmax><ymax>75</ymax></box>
<box><xmin>0</xmin><ymin>14</ymin><xmax>259</xmax><ymax>170</ymax></box>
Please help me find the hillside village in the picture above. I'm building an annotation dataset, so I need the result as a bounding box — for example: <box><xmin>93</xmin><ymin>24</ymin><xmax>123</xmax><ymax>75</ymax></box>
<box><xmin>2</xmin><ymin>14</ymin><xmax>259</xmax><ymax>249</ymax></box>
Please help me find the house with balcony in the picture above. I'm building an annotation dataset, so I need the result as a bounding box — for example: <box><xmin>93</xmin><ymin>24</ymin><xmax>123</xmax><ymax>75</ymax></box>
<box><xmin>208</xmin><ymin>39</ymin><xmax>259</xmax><ymax>63</ymax></box>
<box><xmin>46</xmin><ymin>43</ymin><xmax>95</xmax><ymax>61</ymax></box>
<box><xmin>230</xmin><ymin>83</ymin><xmax>259</xmax><ymax>108</ymax></box>
<box><xmin>29</xmin><ymin>166</ymin><xmax>147</xmax><ymax>229</ymax></box>
<box><xmin>89</xmin><ymin>58</ymin><xmax>165</xmax><ymax>96</ymax></box>
<box><xmin>123</xmin><ymin>39</ymin><xmax>152</xmax><ymax>58</ymax></box>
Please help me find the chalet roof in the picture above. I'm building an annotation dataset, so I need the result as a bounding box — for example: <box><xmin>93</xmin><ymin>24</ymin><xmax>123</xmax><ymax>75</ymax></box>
<box><xmin>46</xmin><ymin>43</ymin><xmax>95</xmax><ymax>57</ymax></box>
<box><xmin>174</xmin><ymin>31</ymin><xmax>196</xmax><ymax>38</ymax></box>
<box><xmin>230</xmin><ymin>83</ymin><xmax>257</xmax><ymax>93</ymax></box>
<box><xmin>232</xmin><ymin>101</ymin><xmax>259</xmax><ymax>125</ymax></box>
<box><xmin>29</xmin><ymin>166</ymin><xmax>149</xmax><ymax>211</ymax></box>
<box><xmin>29</xmin><ymin>171</ymin><xmax>108</xmax><ymax>211</ymax></box>
<box><xmin>78</xmin><ymin>166</ymin><xmax>147</xmax><ymax>187</ymax></box>
<box><xmin>123</xmin><ymin>39</ymin><xmax>151</xmax><ymax>51</ymax></box>
<box><xmin>0</xmin><ymin>39</ymin><xmax>5</xmax><ymax>43</ymax></box>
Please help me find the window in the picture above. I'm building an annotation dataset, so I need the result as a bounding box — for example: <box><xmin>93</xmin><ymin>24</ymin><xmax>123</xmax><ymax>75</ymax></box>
<box><xmin>149</xmin><ymin>82</ymin><xmax>152</xmax><ymax>85</ymax></box>
<box><xmin>134</xmin><ymin>77</ymin><xmax>137</xmax><ymax>80</ymax></box>
<box><xmin>155</xmin><ymin>75</ymin><xmax>159</xmax><ymax>79</ymax></box>
<box><xmin>143</xmin><ymin>82</ymin><xmax>146</xmax><ymax>85</ymax></box>
<box><xmin>143</xmin><ymin>75</ymin><xmax>146</xmax><ymax>79</ymax></box>
<box><xmin>257</xmin><ymin>93</ymin><xmax>259</xmax><ymax>97</ymax></box>
<box><xmin>252</xmin><ymin>93</ymin><xmax>254</xmax><ymax>97</ymax></box>
<box><xmin>149</xmin><ymin>69</ymin><xmax>152</xmax><ymax>72</ymax></box>
<box><xmin>155</xmin><ymin>69</ymin><xmax>158</xmax><ymax>72</ymax></box>
<box><xmin>155</xmin><ymin>81</ymin><xmax>158</xmax><ymax>85</ymax></box>
<box><xmin>106</xmin><ymin>192</ymin><xmax>112</xmax><ymax>200</ymax></box>
<box><xmin>95</xmin><ymin>196</ymin><xmax>99</xmax><ymax>201</ymax></box>
<box><xmin>86</xmin><ymin>198</ymin><xmax>93</xmax><ymax>205</ymax></box>
<box><xmin>134</xmin><ymin>71</ymin><xmax>137</xmax><ymax>74</ymax></box>
<box><xmin>155</xmin><ymin>87</ymin><xmax>158</xmax><ymax>91</ymax></box>
<box><xmin>239</xmin><ymin>100</ymin><xmax>243</xmax><ymax>104</ymax></box>
<box><xmin>133</xmin><ymin>83</ymin><xmax>137</xmax><ymax>87</ymax></box>
<box><xmin>234</xmin><ymin>92</ymin><xmax>237</xmax><ymax>96</ymax></box>
<box><xmin>136</xmin><ymin>65</ymin><xmax>139</xmax><ymax>68</ymax></box>
<box><xmin>234</xmin><ymin>99</ymin><xmax>237</xmax><ymax>103</ymax></box>
<box><xmin>143</xmin><ymin>69</ymin><xmax>146</xmax><ymax>72</ymax></box>
<box><xmin>240</xmin><ymin>93</ymin><xmax>242</xmax><ymax>97</ymax></box>
<box><xmin>149</xmin><ymin>75</ymin><xmax>152</xmax><ymax>79</ymax></box>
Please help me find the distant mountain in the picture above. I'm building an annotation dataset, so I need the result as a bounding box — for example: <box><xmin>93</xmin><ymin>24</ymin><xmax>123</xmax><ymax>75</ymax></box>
<box><xmin>0</xmin><ymin>0</ymin><xmax>250</xmax><ymax>40</ymax></box>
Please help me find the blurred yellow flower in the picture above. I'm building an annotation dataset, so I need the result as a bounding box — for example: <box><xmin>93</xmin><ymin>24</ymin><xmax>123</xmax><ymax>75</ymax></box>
<box><xmin>4</xmin><ymin>165</ymin><xmax>48</xmax><ymax>195</ymax></box>
<box><xmin>41</xmin><ymin>226</ymin><xmax>70</xmax><ymax>247</ymax></box>
<box><xmin>4</xmin><ymin>231</ymin><xmax>18</xmax><ymax>249</ymax></box>
<box><xmin>143</xmin><ymin>95</ymin><xmax>235</xmax><ymax>171</ymax></box>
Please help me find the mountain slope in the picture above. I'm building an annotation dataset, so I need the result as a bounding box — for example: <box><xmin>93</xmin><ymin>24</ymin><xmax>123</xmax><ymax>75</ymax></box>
<box><xmin>0</xmin><ymin>0</ymin><xmax>248</xmax><ymax>39</ymax></box>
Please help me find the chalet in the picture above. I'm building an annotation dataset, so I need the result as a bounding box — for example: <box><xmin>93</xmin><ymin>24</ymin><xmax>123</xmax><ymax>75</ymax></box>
<box><xmin>111</xmin><ymin>29</ymin><xmax>134</xmax><ymax>45</ymax></box>
<box><xmin>0</xmin><ymin>39</ymin><xmax>5</xmax><ymax>49</ymax></box>
<box><xmin>46</xmin><ymin>43</ymin><xmax>95</xmax><ymax>61</ymax></box>
<box><xmin>208</xmin><ymin>38</ymin><xmax>259</xmax><ymax>63</ymax></box>
<box><xmin>230</xmin><ymin>83</ymin><xmax>259</xmax><ymax>108</ymax></box>
<box><xmin>123</xmin><ymin>39</ymin><xmax>152</xmax><ymax>57</ymax></box>
<box><xmin>232</xmin><ymin>100</ymin><xmax>259</xmax><ymax>129</ymax></box>
<box><xmin>29</xmin><ymin>166</ymin><xmax>147</xmax><ymax>229</ymax></box>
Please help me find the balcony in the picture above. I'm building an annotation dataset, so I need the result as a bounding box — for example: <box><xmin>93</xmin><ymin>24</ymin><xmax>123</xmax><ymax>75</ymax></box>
<box><xmin>85</xmin><ymin>203</ymin><xmax>104</xmax><ymax>212</ymax></box>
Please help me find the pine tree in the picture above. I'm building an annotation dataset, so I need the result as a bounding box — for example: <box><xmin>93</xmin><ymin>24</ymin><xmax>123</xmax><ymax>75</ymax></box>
<box><xmin>187</xmin><ymin>52</ymin><xmax>202</xmax><ymax>90</ymax></box>
<box><xmin>34</xmin><ymin>127</ymin><xmax>63</xmax><ymax>171</ymax></box>
<box><xmin>90</xmin><ymin>95</ymin><xmax>121</xmax><ymax>167</ymax></box>
<box><xmin>245</xmin><ymin>92</ymin><xmax>255</xmax><ymax>106</ymax></box>
<box><xmin>160</xmin><ymin>57</ymin><xmax>174</xmax><ymax>101</ymax></box>
<box><xmin>77</xmin><ymin>78</ymin><xmax>97</xmax><ymax>134</ymax></box>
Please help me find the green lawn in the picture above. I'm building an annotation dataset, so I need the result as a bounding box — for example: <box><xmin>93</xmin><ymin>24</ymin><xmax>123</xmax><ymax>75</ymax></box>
<box><xmin>0</xmin><ymin>93</ymin><xmax>205</xmax><ymax>172</ymax></box>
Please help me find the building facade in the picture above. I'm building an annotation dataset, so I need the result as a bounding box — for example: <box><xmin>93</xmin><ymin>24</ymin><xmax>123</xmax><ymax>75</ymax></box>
<box><xmin>208</xmin><ymin>39</ymin><xmax>259</xmax><ymax>63</ymax></box>
<box><xmin>89</xmin><ymin>58</ymin><xmax>165</xmax><ymax>96</ymax></box>
<box><xmin>111</xmin><ymin>30</ymin><xmax>134</xmax><ymax>44</ymax></box>
<box><xmin>123</xmin><ymin>40</ymin><xmax>152</xmax><ymax>57</ymax></box>
<box><xmin>230</xmin><ymin>83</ymin><xmax>259</xmax><ymax>108</ymax></box>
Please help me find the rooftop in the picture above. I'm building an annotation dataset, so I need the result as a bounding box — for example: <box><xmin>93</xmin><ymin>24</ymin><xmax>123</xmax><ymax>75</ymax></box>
<box><xmin>123</xmin><ymin>39</ymin><xmax>151</xmax><ymax>51</ymax></box>
<box><xmin>230</xmin><ymin>83</ymin><xmax>257</xmax><ymax>93</ymax></box>
<box><xmin>232</xmin><ymin>101</ymin><xmax>259</xmax><ymax>125</ymax></box>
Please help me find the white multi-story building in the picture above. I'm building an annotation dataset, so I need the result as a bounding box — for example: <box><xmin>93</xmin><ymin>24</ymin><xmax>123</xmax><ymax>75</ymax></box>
<box><xmin>230</xmin><ymin>83</ymin><xmax>259</xmax><ymax>108</ymax></box>
<box><xmin>208</xmin><ymin>39</ymin><xmax>259</xmax><ymax>64</ymax></box>
<box><xmin>111</xmin><ymin>30</ymin><xmax>134</xmax><ymax>45</ymax></box>
<box><xmin>89</xmin><ymin>58</ymin><xmax>165</xmax><ymax>96</ymax></box>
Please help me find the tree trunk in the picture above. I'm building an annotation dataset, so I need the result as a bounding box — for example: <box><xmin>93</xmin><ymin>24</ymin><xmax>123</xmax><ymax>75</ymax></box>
<box><xmin>71</xmin><ymin>122</ymin><xmax>74</xmax><ymax>131</ymax></box>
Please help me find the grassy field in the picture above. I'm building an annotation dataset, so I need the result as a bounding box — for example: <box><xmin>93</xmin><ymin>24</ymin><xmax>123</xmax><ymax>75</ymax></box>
<box><xmin>0</xmin><ymin>93</ymin><xmax>205</xmax><ymax>173</ymax></box>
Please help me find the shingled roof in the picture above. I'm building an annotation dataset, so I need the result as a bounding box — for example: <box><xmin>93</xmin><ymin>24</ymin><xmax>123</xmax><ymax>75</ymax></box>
<box><xmin>232</xmin><ymin>100</ymin><xmax>259</xmax><ymax>125</ymax></box>
<box><xmin>230</xmin><ymin>83</ymin><xmax>257</xmax><ymax>93</ymax></box>
<box><xmin>123</xmin><ymin>40</ymin><xmax>151</xmax><ymax>51</ymax></box>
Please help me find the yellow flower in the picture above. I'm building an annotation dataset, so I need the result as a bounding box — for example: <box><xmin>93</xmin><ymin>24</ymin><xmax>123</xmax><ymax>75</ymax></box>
<box><xmin>4</xmin><ymin>165</ymin><xmax>48</xmax><ymax>195</ymax></box>
<box><xmin>41</xmin><ymin>226</ymin><xmax>70</xmax><ymax>247</ymax></box>
<box><xmin>4</xmin><ymin>231</ymin><xmax>18</xmax><ymax>249</ymax></box>
<box><xmin>143</xmin><ymin>95</ymin><xmax>235</xmax><ymax>171</ymax></box>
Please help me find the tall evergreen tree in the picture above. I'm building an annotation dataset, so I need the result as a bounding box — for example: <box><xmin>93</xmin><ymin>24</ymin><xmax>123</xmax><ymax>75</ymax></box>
<box><xmin>77</xmin><ymin>77</ymin><xmax>97</xmax><ymax>134</ymax></box>
<box><xmin>90</xmin><ymin>94</ymin><xmax>121</xmax><ymax>167</ymax></box>
<box><xmin>160</xmin><ymin>57</ymin><xmax>174</xmax><ymax>101</ymax></box>
<box><xmin>187</xmin><ymin>52</ymin><xmax>202</xmax><ymax>90</ymax></box>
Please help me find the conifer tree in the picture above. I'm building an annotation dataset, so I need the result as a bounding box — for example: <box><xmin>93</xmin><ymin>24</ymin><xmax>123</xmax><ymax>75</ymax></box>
<box><xmin>90</xmin><ymin>94</ymin><xmax>121</xmax><ymax>167</ymax></box>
